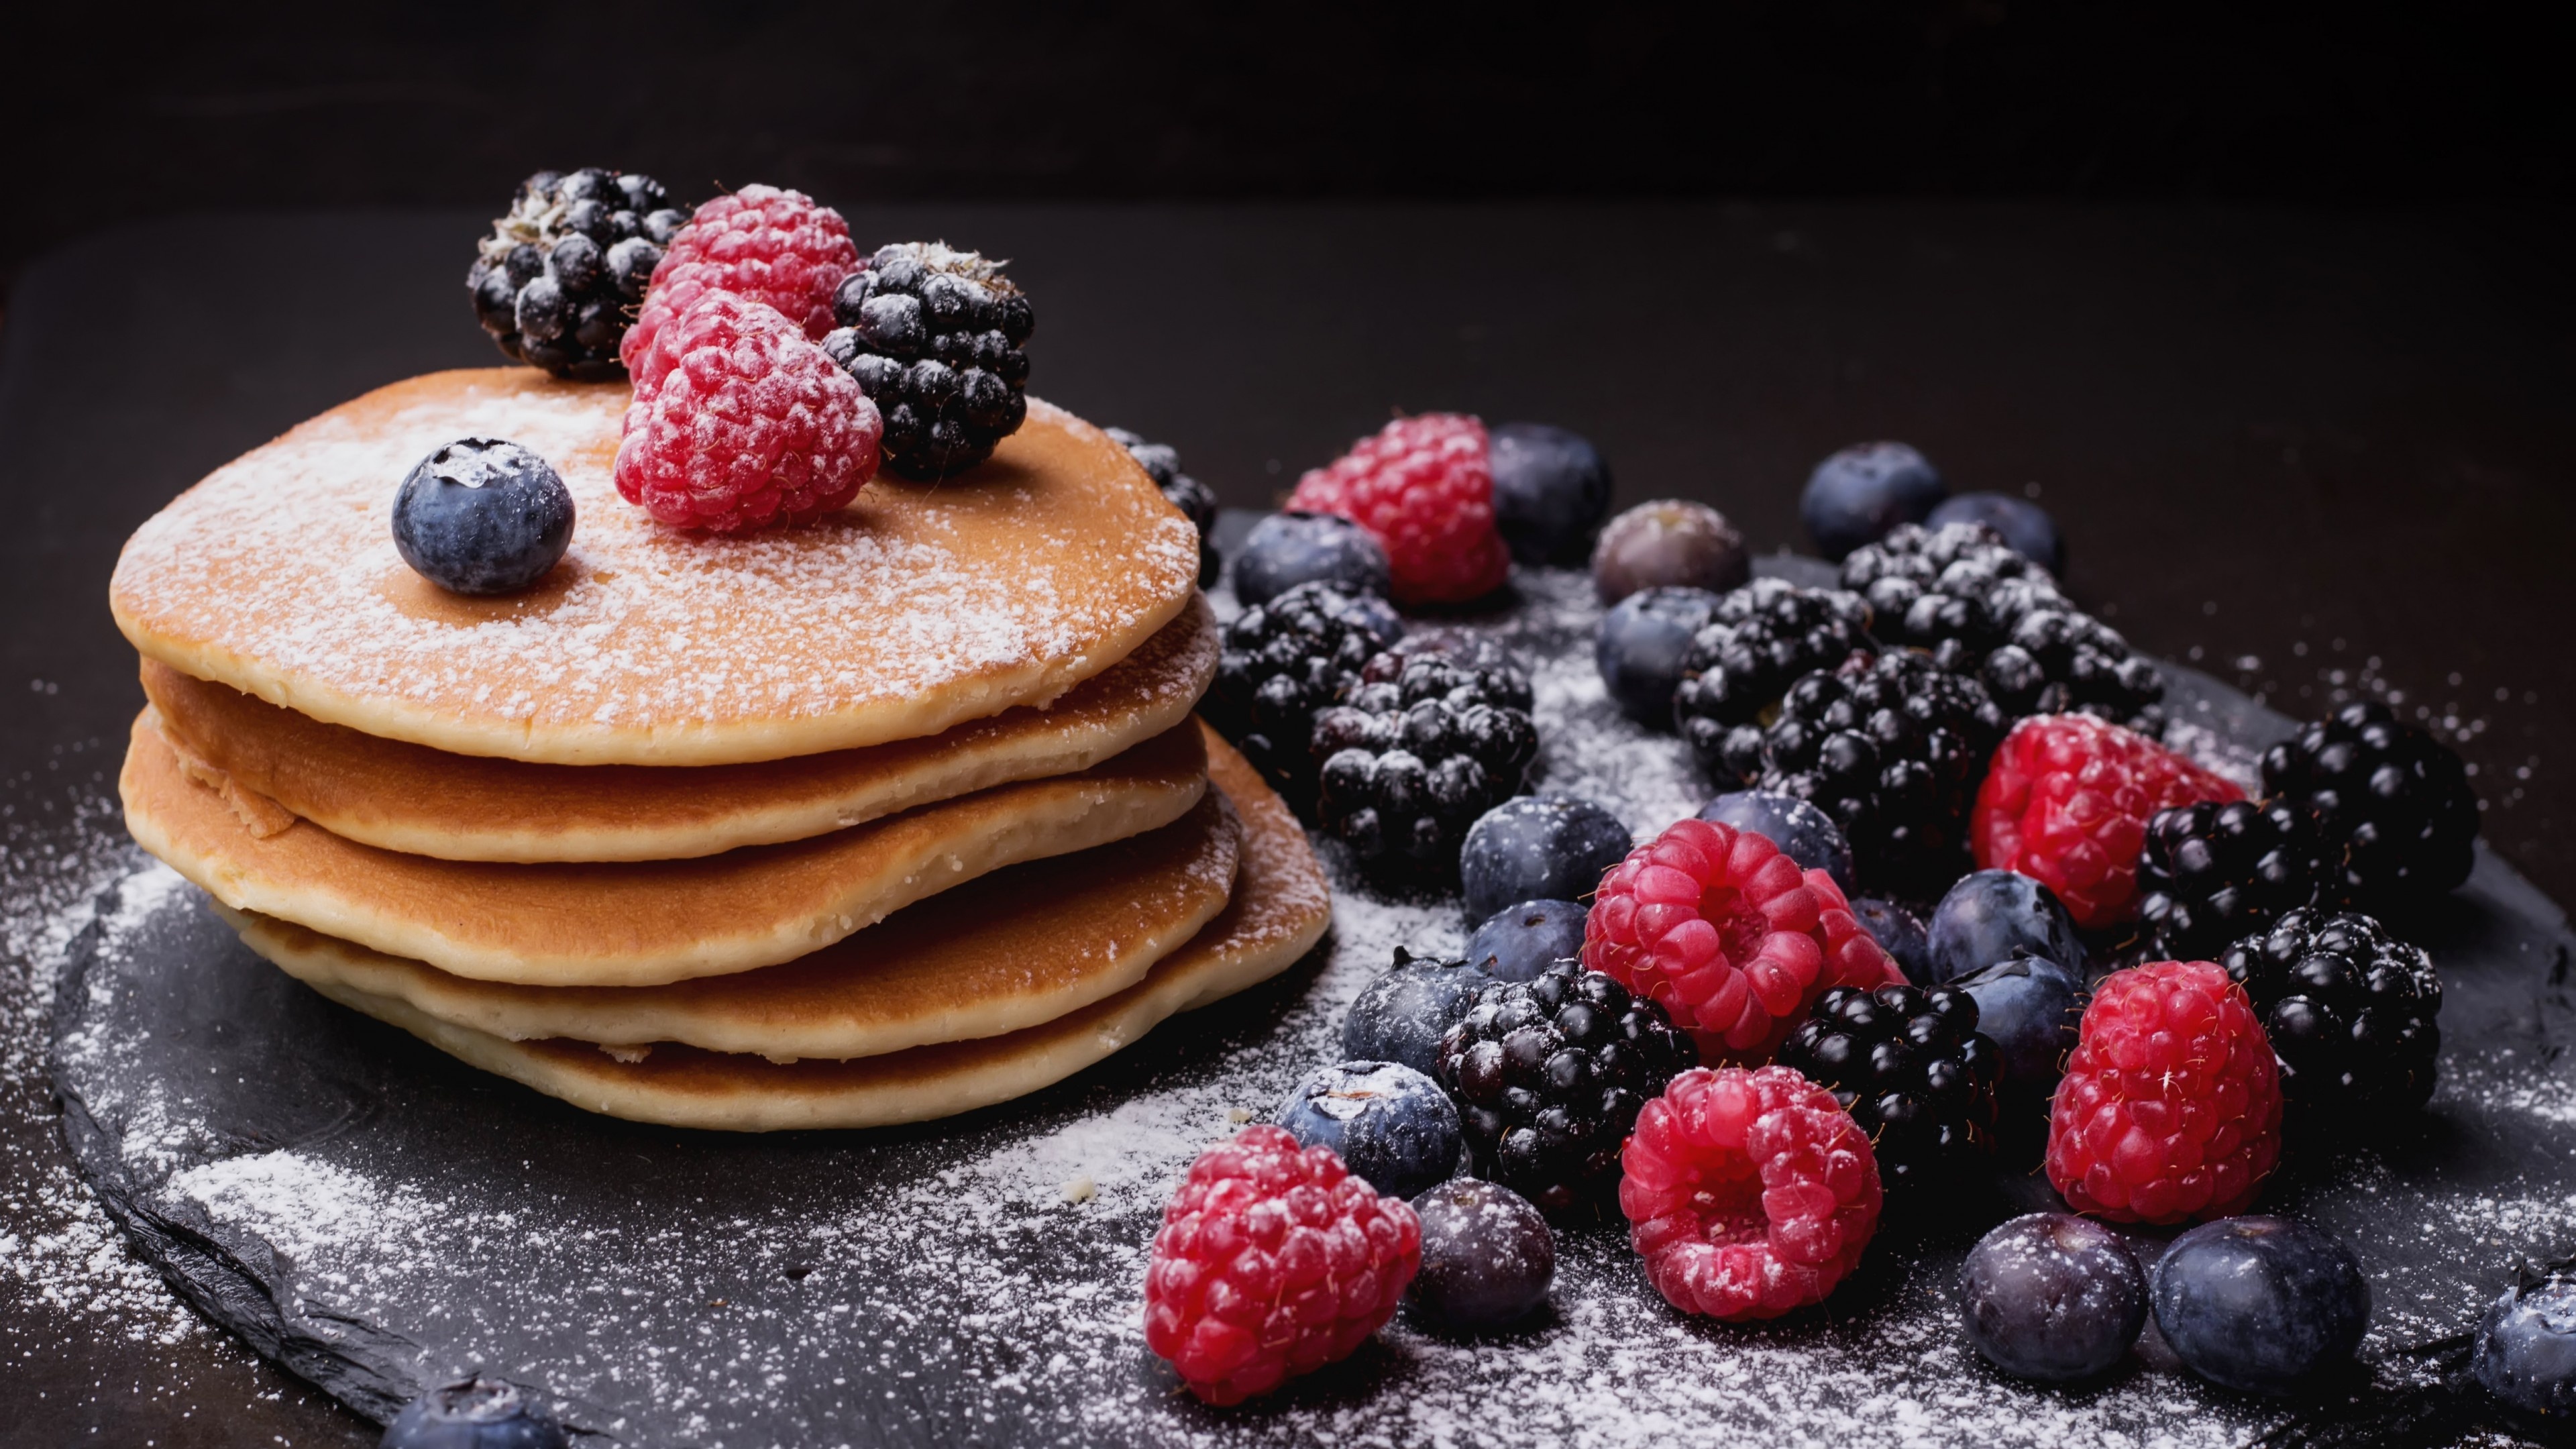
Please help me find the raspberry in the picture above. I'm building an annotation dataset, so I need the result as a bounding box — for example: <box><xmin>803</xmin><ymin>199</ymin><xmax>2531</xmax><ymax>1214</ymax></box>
<box><xmin>1286</xmin><ymin>414</ymin><xmax>1509</xmax><ymax>606</ymax></box>
<box><xmin>1804</xmin><ymin>867</ymin><xmax>1909</xmax><ymax>993</ymax></box>
<box><xmin>1972</xmin><ymin>714</ymin><xmax>2245</xmax><ymax>929</ymax></box>
<box><xmin>2045</xmin><ymin>960</ymin><xmax>2282</xmax><ymax>1224</ymax></box>
<box><xmin>620</xmin><ymin>185</ymin><xmax>859</xmax><ymax>386</ymax></box>
<box><xmin>1141</xmin><ymin>1125</ymin><xmax>1421</xmax><ymax>1405</ymax></box>
<box><xmin>1620</xmin><ymin>1065</ymin><xmax>1883</xmax><ymax>1320</ymax></box>
<box><xmin>612</xmin><ymin>295</ymin><xmax>882</xmax><ymax>534</ymax></box>
<box><xmin>1582</xmin><ymin>818</ymin><xmax>1896</xmax><ymax>1063</ymax></box>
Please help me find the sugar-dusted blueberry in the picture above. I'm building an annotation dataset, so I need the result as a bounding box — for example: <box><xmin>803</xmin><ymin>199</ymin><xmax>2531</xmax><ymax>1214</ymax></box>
<box><xmin>1489</xmin><ymin>422</ymin><xmax>1613</xmax><ymax>566</ymax></box>
<box><xmin>1342</xmin><ymin>949</ymin><xmax>1485</xmax><ymax>1078</ymax></box>
<box><xmin>1960</xmin><ymin>1212</ymin><xmax>2147</xmax><ymax>1381</ymax></box>
<box><xmin>1697</xmin><ymin>790</ymin><xmax>1856</xmax><ymax>894</ymax></box>
<box><xmin>1409</xmin><ymin>1176</ymin><xmax>1556</xmax><ymax>1330</ymax></box>
<box><xmin>1801</xmin><ymin>441</ymin><xmax>1946</xmax><ymax>561</ymax></box>
<box><xmin>391</xmin><ymin>438</ymin><xmax>575</xmax><ymax>596</ymax></box>
<box><xmin>380</xmin><ymin>1377</ymin><xmax>567</xmax><ymax>1449</ymax></box>
<box><xmin>1589</xmin><ymin>500</ymin><xmax>1750</xmax><ymax>605</ymax></box>
<box><xmin>1459</xmin><ymin>795</ymin><xmax>1633</xmax><ymax>922</ymax></box>
<box><xmin>1595</xmin><ymin>586</ymin><xmax>1721</xmax><ymax>724</ymax></box>
<box><xmin>1272</xmin><ymin>1061</ymin><xmax>1462</xmax><ymax>1200</ymax></box>
<box><xmin>1465</xmin><ymin>898</ymin><xmax>1589</xmax><ymax>983</ymax></box>
<box><xmin>1955</xmin><ymin>953</ymin><xmax>2083</xmax><ymax>1102</ymax></box>
<box><xmin>1849</xmin><ymin>896</ymin><xmax>1933</xmax><ymax>983</ymax></box>
<box><xmin>2475</xmin><ymin>1276</ymin><xmax>2576</xmax><ymax>1420</ymax></box>
<box><xmin>2151</xmin><ymin>1216</ymin><xmax>2371</xmax><ymax>1395</ymax></box>
<box><xmin>1926</xmin><ymin>869</ymin><xmax>2089</xmax><ymax>985</ymax></box>
<box><xmin>1231</xmin><ymin>511</ymin><xmax>1393</xmax><ymax>607</ymax></box>
<box><xmin>1928</xmin><ymin>491</ymin><xmax>2064</xmax><ymax>576</ymax></box>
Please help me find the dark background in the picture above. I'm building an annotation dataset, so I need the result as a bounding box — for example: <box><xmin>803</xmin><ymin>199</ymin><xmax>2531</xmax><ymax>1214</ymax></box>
<box><xmin>3</xmin><ymin>5</ymin><xmax>2573</xmax><ymax>1444</ymax></box>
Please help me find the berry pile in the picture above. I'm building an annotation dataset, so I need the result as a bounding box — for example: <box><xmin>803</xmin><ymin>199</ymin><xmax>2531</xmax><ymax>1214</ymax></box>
<box><xmin>1671</xmin><ymin>578</ymin><xmax>1875</xmax><ymax>747</ymax></box>
<box><xmin>468</xmin><ymin>168</ymin><xmax>684</xmax><ymax>380</ymax></box>
<box><xmin>623</xmin><ymin>185</ymin><xmax>857</xmax><ymax>378</ymax></box>
<box><xmin>822</xmin><ymin>242</ymin><xmax>1034</xmax><ymax>478</ymax></box>
<box><xmin>1974</xmin><ymin>713</ymin><xmax>2243</xmax><ymax>929</ymax></box>
<box><xmin>1287</xmin><ymin>413</ymin><xmax>1511</xmax><ymax>606</ymax></box>
<box><xmin>1204</xmin><ymin>581</ymin><xmax>1399</xmax><ymax>808</ymax></box>
<box><xmin>1776</xmin><ymin>983</ymin><xmax>2001</xmax><ymax>1189</ymax></box>
<box><xmin>1312</xmin><ymin>651</ymin><xmax>1539</xmax><ymax>877</ymax></box>
<box><xmin>2219</xmin><ymin>908</ymin><xmax>2443</xmax><ymax>1118</ymax></box>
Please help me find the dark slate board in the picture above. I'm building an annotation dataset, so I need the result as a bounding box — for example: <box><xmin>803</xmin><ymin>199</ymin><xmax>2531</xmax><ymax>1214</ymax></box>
<box><xmin>50</xmin><ymin>561</ymin><xmax>2576</xmax><ymax>1448</ymax></box>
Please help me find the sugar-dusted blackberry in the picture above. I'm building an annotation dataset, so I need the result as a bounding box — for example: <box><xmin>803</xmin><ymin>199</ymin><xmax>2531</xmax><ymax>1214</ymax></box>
<box><xmin>2136</xmin><ymin>799</ymin><xmax>2326</xmax><ymax>960</ymax></box>
<box><xmin>822</xmin><ymin>242</ymin><xmax>1033</xmax><ymax>478</ymax></box>
<box><xmin>1311</xmin><ymin>652</ymin><xmax>1539</xmax><ymax>877</ymax></box>
<box><xmin>2218</xmin><ymin>907</ymin><xmax>2442</xmax><ymax>1116</ymax></box>
<box><xmin>1776</xmin><ymin>982</ymin><xmax>2001</xmax><ymax>1189</ymax></box>
<box><xmin>1205</xmin><ymin>581</ymin><xmax>1398</xmax><ymax>811</ymax></box>
<box><xmin>1842</xmin><ymin>523</ymin><xmax>2164</xmax><ymax>733</ymax></box>
<box><xmin>1711</xmin><ymin>649</ymin><xmax>2006</xmax><ymax>896</ymax></box>
<box><xmin>467</xmin><ymin>168</ymin><xmax>684</xmax><ymax>380</ymax></box>
<box><xmin>2261</xmin><ymin>700</ymin><xmax>2479</xmax><ymax>912</ymax></box>
<box><xmin>1106</xmin><ymin>427</ymin><xmax>1218</xmax><ymax>586</ymax></box>
<box><xmin>1434</xmin><ymin>961</ymin><xmax>1697</xmax><ymax>1216</ymax></box>
<box><xmin>1670</xmin><ymin>578</ymin><xmax>1874</xmax><ymax>757</ymax></box>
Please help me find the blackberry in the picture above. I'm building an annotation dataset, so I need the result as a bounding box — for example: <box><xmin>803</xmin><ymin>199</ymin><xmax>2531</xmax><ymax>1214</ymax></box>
<box><xmin>2260</xmin><ymin>700</ymin><xmax>2479</xmax><ymax>912</ymax></box>
<box><xmin>2136</xmin><ymin>799</ymin><xmax>2326</xmax><ymax>960</ymax></box>
<box><xmin>1433</xmin><ymin>961</ymin><xmax>1697</xmax><ymax>1216</ymax></box>
<box><xmin>1107</xmin><ymin>427</ymin><xmax>1219</xmax><ymax>587</ymax></box>
<box><xmin>2218</xmin><ymin>907</ymin><xmax>2441</xmax><ymax>1116</ymax></box>
<box><xmin>467</xmin><ymin>168</ymin><xmax>683</xmax><ymax>381</ymax></box>
<box><xmin>1205</xmin><ymin>581</ymin><xmax>1397</xmax><ymax>811</ymax></box>
<box><xmin>1670</xmin><ymin>578</ymin><xmax>1874</xmax><ymax>758</ymax></box>
<box><xmin>822</xmin><ymin>242</ymin><xmax>1033</xmax><ymax>478</ymax></box>
<box><xmin>1841</xmin><ymin>523</ymin><xmax>2164</xmax><ymax>734</ymax></box>
<box><xmin>1776</xmin><ymin>983</ymin><xmax>2001</xmax><ymax>1189</ymax></box>
<box><xmin>1311</xmin><ymin>653</ymin><xmax>1539</xmax><ymax>877</ymax></box>
<box><xmin>1709</xmin><ymin>650</ymin><xmax>2007</xmax><ymax>896</ymax></box>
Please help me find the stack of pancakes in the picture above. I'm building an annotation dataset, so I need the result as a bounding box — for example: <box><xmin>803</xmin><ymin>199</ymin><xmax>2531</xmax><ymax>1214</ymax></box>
<box><xmin>107</xmin><ymin>369</ymin><xmax>1330</xmax><ymax>1131</ymax></box>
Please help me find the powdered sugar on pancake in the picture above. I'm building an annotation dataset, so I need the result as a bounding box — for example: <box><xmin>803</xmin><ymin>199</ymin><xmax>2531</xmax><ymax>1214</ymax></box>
<box><xmin>111</xmin><ymin>373</ymin><xmax>1199</xmax><ymax>764</ymax></box>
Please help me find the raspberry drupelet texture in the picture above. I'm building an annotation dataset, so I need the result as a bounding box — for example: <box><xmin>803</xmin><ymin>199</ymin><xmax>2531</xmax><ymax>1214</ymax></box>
<box><xmin>2045</xmin><ymin>960</ymin><xmax>2283</xmax><ymax>1224</ymax></box>
<box><xmin>1141</xmin><ymin>1125</ymin><xmax>1421</xmax><ymax>1405</ymax></box>
<box><xmin>1582</xmin><ymin>818</ymin><xmax>1898</xmax><ymax>1064</ymax></box>
<box><xmin>1621</xmin><ymin>1065</ymin><xmax>1884</xmax><ymax>1320</ymax></box>
<box><xmin>1973</xmin><ymin>714</ymin><xmax>2245</xmax><ymax>929</ymax></box>
<box><xmin>612</xmin><ymin>295</ymin><xmax>881</xmax><ymax>534</ymax></box>
<box><xmin>1287</xmin><ymin>414</ymin><xmax>1510</xmax><ymax>606</ymax></box>
<box><xmin>620</xmin><ymin>185</ymin><xmax>859</xmax><ymax>388</ymax></box>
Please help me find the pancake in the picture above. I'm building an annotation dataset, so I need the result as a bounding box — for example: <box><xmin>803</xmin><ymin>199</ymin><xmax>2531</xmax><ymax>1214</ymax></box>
<box><xmin>223</xmin><ymin>790</ymin><xmax>1242</xmax><ymax>1060</ymax></box>
<box><xmin>271</xmin><ymin>729</ymin><xmax>1334</xmax><ymax>1131</ymax></box>
<box><xmin>109</xmin><ymin>370</ymin><xmax>1201</xmax><ymax>767</ymax></box>
<box><xmin>141</xmin><ymin>594</ymin><xmax>1218</xmax><ymax>863</ymax></box>
<box><xmin>122</xmin><ymin>710</ymin><xmax>1208</xmax><ymax>987</ymax></box>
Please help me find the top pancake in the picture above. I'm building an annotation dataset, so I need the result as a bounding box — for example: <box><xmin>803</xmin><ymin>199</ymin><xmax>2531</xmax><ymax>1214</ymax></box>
<box><xmin>109</xmin><ymin>370</ymin><xmax>1201</xmax><ymax>766</ymax></box>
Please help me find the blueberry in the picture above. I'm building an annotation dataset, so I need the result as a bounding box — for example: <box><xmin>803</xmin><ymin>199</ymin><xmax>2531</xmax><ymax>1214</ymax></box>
<box><xmin>1489</xmin><ymin>422</ymin><xmax>1613</xmax><ymax>566</ymax></box>
<box><xmin>1589</xmin><ymin>500</ymin><xmax>1750</xmax><ymax>605</ymax></box>
<box><xmin>380</xmin><ymin>1377</ymin><xmax>566</xmax><ymax>1449</ymax></box>
<box><xmin>1849</xmin><ymin>896</ymin><xmax>1933</xmax><ymax>983</ymax></box>
<box><xmin>1595</xmin><ymin>586</ymin><xmax>1721</xmax><ymax>723</ymax></box>
<box><xmin>1231</xmin><ymin>511</ymin><xmax>1393</xmax><ymax>606</ymax></box>
<box><xmin>1342</xmin><ymin>949</ymin><xmax>1484</xmax><ymax>1077</ymax></box>
<box><xmin>1273</xmin><ymin>1061</ymin><xmax>1462</xmax><ymax>1199</ymax></box>
<box><xmin>1955</xmin><ymin>953</ymin><xmax>2083</xmax><ymax>1101</ymax></box>
<box><xmin>2475</xmin><ymin>1276</ymin><xmax>2576</xmax><ymax>1419</ymax></box>
<box><xmin>391</xmin><ymin>439</ymin><xmax>575</xmax><ymax>596</ymax></box>
<box><xmin>1960</xmin><ymin>1212</ymin><xmax>2147</xmax><ymax>1381</ymax></box>
<box><xmin>1697</xmin><ymin>790</ymin><xmax>1854</xmax><ymax>893</ymax></box>
<box><xmin>1465</xmin><ymin>899</ymin><xmax>1589</xmax><ymax>983</ymax></box>
<box><xmin>1409</xmin><ymin>1176</ymin><xmax>1556</xmax><ymax>1329</ymax></box>
<box><xmin>1928</xmin><ymin>491</ymin><xmax>2065</xmax><ymax>576</ymax></box>
<box><xmin>1458</xmin><ymin>796</ymin><xmax>1633</xmax><ymax>922</ymax></box>
<box><xmin>1801</xmin><ymin>441</ymin><xmax>1946</xmax><ymax>561</ymax></box>
<box><xmin>1926</xmin><ymin>870</ymin><xmax>2089</xmax><ymax>985</ymax></box>
<box><xmin>2151</xmin><ymin>1216</ymin><xmax>2371</xmax><ymax>1395</ymax></box>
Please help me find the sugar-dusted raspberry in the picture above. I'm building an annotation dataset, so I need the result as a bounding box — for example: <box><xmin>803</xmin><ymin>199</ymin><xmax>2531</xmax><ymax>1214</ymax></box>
<box><xmin>620</xmin><ymin>185</ymin><xmax>859</xmax><ymax>386</ymax></box>
<box><xmin>612</xmin><ymin>294</ymin><xmax>881</xmax><ymax>534</ymax></box>
<box><xmin>1582</xmin><ymin>818</ymin><xmax>1891</xmax><ymax>1063</ymax></box>
<box><xmin>1805</xmin><ymin>867</ymin><xmax>1909</xmax><ymax>993</ymax></box>
<box><xmin>1142</xmin><ymin>1125</ymin><xmax>1421</xmax><ymax>1405</ymax></box>
<box><xmin>1621</xmin><ymin>1065</ymin><xmax>1882</xmax><ymax>1320</ymax></box>
<box><xmin>1286</xmin><ymin>414</ymin><xmax>1510</xmax><ymax>605</ymax></box>
<box><xmin>1973</xmin><ymin>714</ymin><xmax>2245</xmax><ymax>929</ymax></box>
<box><xmin>2046</xmin><ymin>959</ymin><xmax>2282</xmax><ymax>1224</ymax></box>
